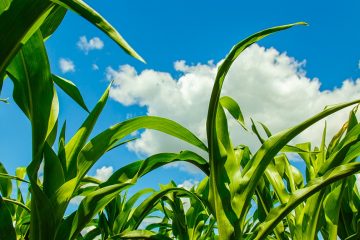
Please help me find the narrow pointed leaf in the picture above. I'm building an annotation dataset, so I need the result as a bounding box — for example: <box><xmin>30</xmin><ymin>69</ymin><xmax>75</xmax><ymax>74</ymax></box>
<box><xmin>43</xmin><ymin>143</ymin><xmax>65</xmax><ymax>198</ymax></box>
<box><xmin>220</xmin><ymin>96</ymin><xmax>246</xmax><ymax>129</ymax></box>
<box><xmin>254</xmin><ymin>162</ymin><xmax>360</xmax><ymax>240</ymax></box>
<box><xmin>0</xmin><ymin>162</ymin><xmax>12</xmax><ymax>197</ymax></box>
<box><xmin>51</xmin><ymin>0</ymin><xmax>145</xmax><ymax>62</ymax></box>
<box><xmin>64</xmin><ymin>84</ymin><xmax>110</xmax><ymax>179</ymax></box>
<box><xmin>110</xmin><ymin>230</ymin><xmax>172</xmax><ymax>240</ymax></box>
<box><xmin>6</xmin><ymin>30</ymin><xmax>58</xmax><ymax>171</ymax></box>
<box><xmin>40</xmin><ymin>5</ymin><xmax>67</xmax><ymax>40</ymax></box>
<box><xmin>0</xmin><ymin>0</ymin><xmax>54</xmax><ymax>77</ymax></box>
<box><xmin>0</xmin><ymin>196</ymin><xmax>16</xmax><ymax>240</ymax></box>
<box><xmin>52</xmin><ymin>74</ymin><xmax>89</xmax><ymax>112</ymax></box>
<box><xmin>77</xmin><ymin>117</ymin><xmax>208</xmax><ymax>178</ymax></box>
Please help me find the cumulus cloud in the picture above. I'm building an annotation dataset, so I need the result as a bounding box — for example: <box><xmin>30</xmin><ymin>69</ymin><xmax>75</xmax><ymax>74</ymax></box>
<box><xmin>77</xmin><ymin>36</ymin><xmax>104</xmax><ymax>54</ymax></box>
<box><xmin>59</xmin><ymin>58</ymin><xmax>75</xmax><ymax>73</ymax></box>
<box><xmin>94</xmin><ymin>166</ymin><xmax>113</xmax><ymax>182</ymax></box>
<box><xmin>107</xmin><ymin>44</ymin><xmax>360</xmax><ymax>173</ymax></box>
<box><xmin>178</xmin><ymin>179</ymin><xmax>199</xmax><ymax>190</ymax></box>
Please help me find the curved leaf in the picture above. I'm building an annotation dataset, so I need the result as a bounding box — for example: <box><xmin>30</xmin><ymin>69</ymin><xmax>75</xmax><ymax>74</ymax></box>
<box><xmin>205</xmin><ymin>22</ymin><xmax>307</xmax><ymax>238</ymax></box>
<box><xmin>254</xmin><ymin>162</ymin><xmax>360</xmax><ymax>240</ymax></box>
<box><xmin>110</xmin><ymin>230</ymin><xmax>172</xmax><ymax>240</ymax></box>
<box><xmin>51</xmin><ymin>0</ymin><xmax>145</xmax><ymax>63</ymax></box>
<box><xmin>64</xmin><ymin>84</ymin><xmax>110</xmax><ymax>179</ymax></box>
<box><xmin>77</xmin><ymin>117</ymin><xmax>208</xmax><ymax>179</ymax></box>
<box><xmin>219</xmin><ymin>96</ymin><xmax>246</xmax><ymax>129</ymax></box>
<box><xmin>52</xmin><ymin>74</ymin><xmax>89</xmax><ymax>112</ymax></box>
<box><xmin>40</xmin><ymin>5</ymin><xmax>67</xmax><ymax>40</ymax></box>
<box><xmin>0</xmin><ymin>0</ymin><xmax>54</xmax><ymax>77</ymax></box>
<box><xmin>0</xmin><ymin>196</ymin><xmax>16</xmax><ymax>240</ymax></box>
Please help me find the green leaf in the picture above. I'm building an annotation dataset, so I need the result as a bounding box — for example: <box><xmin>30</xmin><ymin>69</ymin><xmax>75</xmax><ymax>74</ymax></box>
<box><xmin>60</xmin><ymin>151</ymin><xmax>208</xmax><ymax>239</ymax></box>
<box><xmin>205</xmin><ymin>22</ymin><xmax>307</xmax><ymax>239</ymax></box>
<box><xmin>130</xmin><ymin>187</ymin><xmax>205</xmax><ymax>230</ymax></box>
<box><xmin>0</xmin><ymin>0</ymin><xmax>54</xmax><ymax>77</ymax></box>
<box><xmin>64</xmin><ymin>84</ymin><xmax>110</xmax><ymax>179</ymax></box>
<box><xmin>52</xmin><ymin>74</ymin><xmax>89</xmax><ymax>112</ymax></box>
<box><xmin>0</xmin><ymin>162</ymin><xmax>12</xmax><ymax>197</ymax></box>
<box><xmin>113</xmin><ymin>188</ymin><xmax>154</xmax><ymax>233</ymax></box>
<box><xmin>6</xmin><ymin>30</ymin><xmax>58</xmax><ymax>171</ymax></box>
<box><xmin>40</xmin><ymin>5</ymin><xmax>67</xmax><ymax>40</ymax></box>
<box><xmin>77</xmin><ymin>117</ymin><xmax>208</xmax><ymax>179</ymax></box>
<box><xmin>67</xmin><ymin>182</ymin><xmax>134</xmax><ymax>240</ymax></box>
<box><xmin>323</xmin><ymin>180</ymin><xmax>346</xmax><ymax>239</ymax></box>
<box><xmin>0</xmin><ymin>196</ymin><xmax>16</xmax><ymax>240</ymax></box>
<box><xmin>0</xmin><ymin>0</ymin><xmax>11</xmax><ymax>14</ymax></box>
<box><xmin>2</xmin><ymin>197</ymin><xmax>31</xmax><ymax>213</ymax></box>
<box><xmin>253</xmin><ymin>162</ymin><xmax>360</xmax><ymax>240</ymax></box>
<box><xmin>51</xmin><ymin>0</ymin><xmax>145</xmax><ymax>63</ymax></box>
<box><xmin>110</xmin><ymin>230</ymin><xmax>173</xmax><ymax>240</ymax></box>
<box><xmin>219</xmin><ymin>96</ymin><xmax>246</xmax><ymax>129</ymax></box>
<box><xmin>58</xmin><ymin>121</ymin><xmax>67</xmax><ymax>172</ymax></box>
<box><xmin>239</xmin><ymin>98</ymin><xmax>360</xmax><ymax>226</ymax></box>
<box><xmin>43</xmin><ymin>143</ymin><xmax>65</xmax><ymax>198</ymax></box>
<box><xmin>0</xmin><ymin>172</ymin><xmax>29</xmax><ymax>184</ymax></box>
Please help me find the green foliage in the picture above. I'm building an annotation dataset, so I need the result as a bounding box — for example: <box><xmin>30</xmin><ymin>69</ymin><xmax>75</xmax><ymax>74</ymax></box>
<box><xmin>1</xmin><ymin>1</ymin><xmax>360</xmax><ymax>239</ymax></box>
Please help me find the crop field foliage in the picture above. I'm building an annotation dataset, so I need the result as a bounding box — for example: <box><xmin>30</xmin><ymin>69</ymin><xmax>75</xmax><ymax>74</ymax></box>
<box><xmin>0</xmin><ymin>1</ymin><xmax>360</xmax><ymax>240</ymax></box>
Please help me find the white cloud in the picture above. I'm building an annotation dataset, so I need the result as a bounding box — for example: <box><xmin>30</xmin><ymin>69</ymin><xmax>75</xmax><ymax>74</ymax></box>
<box><xmin>178</xmin><ymin>179</ymin><xmax>199</xmax><ymax>190</ymax></box>
<box><xmin>107</xmin><ymin>44</ymin><xmax>360</xmax><ymax>173</ymax></box>
<box><xmin>77</xmin><ymin>36</ymin><xmax>104</xmax><ymax>54</ymax></box>
<box><xmin>59</xmin><ymin>58</ymin><xmax>75</xmax><ymax>73</ymax></box>
<box><xmin>94</xmin><ymin>166</ymin><xmax>113</xmax><ymax>182</ymax></box>
<box><xmin>92</xmin><ymin>63</ymin><xmax>99</xmax><ymax>71</ymax></box>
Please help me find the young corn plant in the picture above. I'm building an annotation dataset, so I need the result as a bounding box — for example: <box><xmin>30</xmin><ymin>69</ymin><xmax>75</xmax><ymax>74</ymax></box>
<box><xmin>83</xmin><ymin>180</ymin><xmax>215</xmax><ymax>240</ymax></box>
<box><xmin>180</xmin><ymin>22</ymin><xmax>360</xmax><ymax>239</ymax></box>
<box><xmin>139</xmin><ymin>180</ymin><xmax>216</xmax><ymax>240</ymax></box>
<box><xmin>2</xmin><ymin>1</ymin><xmax>360</xmax><ymax>238</ymax></box>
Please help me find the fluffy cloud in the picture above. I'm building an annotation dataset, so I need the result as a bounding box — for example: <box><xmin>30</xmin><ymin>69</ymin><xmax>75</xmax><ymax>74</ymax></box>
<box><xmin>77</xmin><ymin>36</ymin><xmax>104</xmax><ymax>54</ymax></box>
<box><xmin>94</xmin><ymin>166</ymin><xmax>113</xmax><ymax>182</ymax></box>
<box><xmin>178</xmin><ymin>179</ymin><xmax>199</xmax><ymax>190</ymax></box>
<box><xmin>107</xmin><ymin>44</ymin><xmax>360</xmax><ymax>173</ymax></box>
<box><xmin>59</xmin><ymin>58</ymin><xmax>75</xmax><ymax>73</ymax></box>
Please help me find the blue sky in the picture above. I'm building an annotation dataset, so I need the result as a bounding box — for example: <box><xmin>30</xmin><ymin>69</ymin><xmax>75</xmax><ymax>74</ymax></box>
<box><xmin>0</xmin><ymin>0</ymin><xmax>359</xmax><ymax>196</ymax></box>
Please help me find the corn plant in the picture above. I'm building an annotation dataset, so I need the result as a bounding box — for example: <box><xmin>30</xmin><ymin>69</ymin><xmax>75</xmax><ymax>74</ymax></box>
<box><xmin>2</xmin><ymin>0</ymin><xmax>360</xmax><ymax>238</ymax></box>
<box><xmin>147</xmin><ymin>180</ymin><xmax>217</xmax><ymax>240</ymax></box>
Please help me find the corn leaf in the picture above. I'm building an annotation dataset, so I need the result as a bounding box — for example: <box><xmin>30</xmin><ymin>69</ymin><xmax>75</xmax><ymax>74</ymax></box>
<box><xmin>0</xmin><ymin>162</ymin><xmax>12</xmax><ymax>197</ymax></box>
<box><xmin>110</xmin><ymin>230</ymin><xmax>172</xmax><ymax>240</ymax></box>
<box><xmin>64</xmin><ymin>84</ymin><xmax>110</xmax><ymax>179</ymax></box>
<box><xmin>205</xmin><ymin>22</ymin><xmax>306</xmax><ymax>238</ymax></box>
<box><xmin>51</xmin><ymin>0</ymin><xmax>145</xmax><ymax>63</ymax></box>
<box><xmin>43</xmin><ymin>143</ymin><xmax>65</xmax><ymax>198</ymax></box>
<box><xmin>52</xmin><ymin>74</ymin><xmax>89</xmax><ymax>112</ymax></box>
<box><xmin>0</xmin><ymin>196</ymin><xmax>16</xmax><ymax>240</ymax></box>
<box><xmin>254</xmin><ymin>162</ymin><xmax>360</xmax><ymax>240</ymax></box>
<box><xmin>6</xmin><ymin>30</ymin><xmax>58</xmax><ymax>170</ymax></box>
<box><xmin>219</xmin><ymin>95</ymin><xmax>246</xmax><ymax>129</ymax></box>
<box><xmin>0</xmin><ymin>0</ymin><xmax>54</xmax><ymax>78</ymax></box>
<box><xmin>40</xmin><ymin>4</ymin><xmax>67</xmax><ymax>40</ymax></box>
<box><xmin>77</xmin><ymin>117</ymin><xmax>208</xmax><ymax>179</ymax></box>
